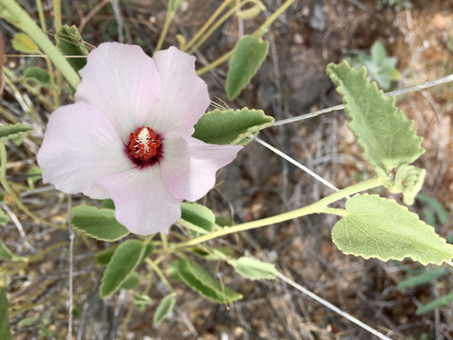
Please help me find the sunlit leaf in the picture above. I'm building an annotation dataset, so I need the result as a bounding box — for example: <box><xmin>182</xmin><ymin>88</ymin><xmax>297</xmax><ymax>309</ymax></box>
<box><xmin>179</xmin><ymin>203</ymin><xmax>215</xmax><ymax>234</ymax></box>
<box><xmin>193</xmin><ymin>108</ymin><xmax>274</xmax><ymax>146</ymax></box>
<box><xmin>100</xmin><ymin>240</ymin><xmax>145</xmax><ymax>298</ymax></box>
<box><xmin>226</xmin><ymin>35</ymin><xmax>269</xmax><ymax>100</ymax></box>
<box><xmin>327</xmin><ymin>61</ymin><xmax>424</xmax><ymax>176</ymax></box>
<box><xmin>229</xmin><ymin>257</ymin><xmax>276</xmax><ymax>280</ymax></box>
<box><xmin>153</xmin><ymin>293</ymin><xmax>176</xmax><ymax>325</ymax></box>
<box><xmin>0</xmin><ymin>124</ymin><xmax>33</xmax><ymax>143</ymax></box>
<box><xmin>332</xmin><ymin>194</ymin><xmax>453</xmax><ymax>265</ymax></box>
<box><xmin>71</xmin><ymin>205</ymin><xmax>129</xmax><ymax>242</ymax></box>
<box><xmin>12</xmin><ymin>33</ymin><xmax>39</xmax><ymax>54</ymax></box>
<box><xmin>178</xmin><ymin>258</ymin><xmax>242</xmax><ymax>303</ymax></box>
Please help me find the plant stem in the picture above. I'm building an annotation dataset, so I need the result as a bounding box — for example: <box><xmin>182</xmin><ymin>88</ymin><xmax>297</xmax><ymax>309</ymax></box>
<box><xmin>145</xmin><ymin>258</ymin><xmax>173</xmax><ymax>292</ymax></box>
<box><xmin>0</xmin><ymin>0</ymin><xmax>80</xmax><ymax>89</ymax></box>
<box><xmin>155</xmin><ymin>2</ymin><xmax>175</xmax><ymax>52</ymax></box>
<box><xmin>196</xmin><ymin>50</ymin><xmax>233</xmax><ymax>76</ymax></box>
<box><xmin>176</xmin><ymin>177</ymin><xmax>388</xmax><ymax>248</ymax></box>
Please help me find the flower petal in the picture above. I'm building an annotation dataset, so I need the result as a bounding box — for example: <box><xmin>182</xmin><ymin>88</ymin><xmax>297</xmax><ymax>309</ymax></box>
<box><xmin>160</xmin><ymin>137</ymin><xmax>242</xmax><ymax>201</ymax></box>
<box><xmin>145</xmin><ymin>47</ymin><xmax>210</xmax><ymax>139</ymax></box>
<box><xmin>37</xmin><ymin>102</ymin><xmax>133</xmax><ymax>199</ymax></box>
<box><xmin>75</xmin><ymin>42</ymin><xmax>161</xmax><ymax>142</ymax></box>
<box><xmin>97</xmin><ymin>167</ymin><xmax>182</xmax><ymax>235</ymax></box>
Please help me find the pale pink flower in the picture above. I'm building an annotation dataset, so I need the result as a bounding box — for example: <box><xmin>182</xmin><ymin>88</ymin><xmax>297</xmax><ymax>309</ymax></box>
<box><xmin>37</xmin><ymin>43</ymin><xmax>242</xmax><ymax>235</ymax></box>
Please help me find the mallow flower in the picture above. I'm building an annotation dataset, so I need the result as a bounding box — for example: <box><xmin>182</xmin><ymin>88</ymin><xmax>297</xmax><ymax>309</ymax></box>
<box><xmin>37</xmin><ymin>43</ymin><xmax>242</xmax><ymax>235</ymax></box>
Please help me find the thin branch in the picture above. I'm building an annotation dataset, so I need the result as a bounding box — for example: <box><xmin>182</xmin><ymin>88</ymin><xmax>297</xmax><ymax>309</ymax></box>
<box><xmin>273</xmin><ymin>74</ymin><xmax>453</xmax><ymax>127</ymax></box>
<box><xmin>276</xmin><ymin>271</ymin><xmax>393</xmax><ymax>340</ymax></box>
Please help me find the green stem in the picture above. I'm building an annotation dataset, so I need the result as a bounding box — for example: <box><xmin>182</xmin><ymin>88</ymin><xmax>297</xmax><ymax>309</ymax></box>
<box><xmin>0</xmin><ymin>0</ymin><xmax>80</xmax><ymax>89</ymax></box>
<box><xmin>155</xmin><ymin>5</ymin><xmax>175</xmax><ymax>52</ymax></box>
<box><xmin>176</xmin><ymin>177</ymin><xmax>389</xmax><ymax>248</ymax></box>
<box><xmin>145</xmin><ymin>258</ymin><xmax>173</xmax><ymax>292</ymax></box>
<box><xmin>196</xmin><ymin>50</ymin><xmax>233</xmax><ymax>76</ymax></box>
<box><xmin>52</xmin><ymin>0</ymin><xmax>62</xmax><ymax>32</ymax></box>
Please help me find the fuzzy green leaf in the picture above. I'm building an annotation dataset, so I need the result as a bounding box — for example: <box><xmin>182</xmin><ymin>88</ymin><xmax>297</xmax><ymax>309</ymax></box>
<box><xmin>332</xmin><ymin>194</ymin><xmax>453</xmax><ymax>265</ymax></box>
<box><xmin>95</xmin><ymin>247</ymin><xmax>116</xmax><ymax>266</ymax></box>
<box><xmin>0</xmin><ymin>287</ymin><xmax>12</xmax><ymax>340</ymax></box>
<box><xmin>24</xmin><ymin>67</ymin><xmax>51</xmax><ymax>89</ymax></box>
<box><xmin>397</xmin><ymin>267</ymin><xmax>447</xmax><ymax>290</ymax></box>
<box><xmin>153</xmin><ymin>293</ymin><xmax>176</xmax><ymax>325</ymax></box>
<box><xmin>327</xmin><ymin>61</ymin><xmax>424</xmax><ymax>176</ymax></box>
<box><xmin>178</xmin><ymin>258</ymin><xmax>242</xmax><ymax>303</ymax></box>
<box><xmin>229</xmin><ymin>257</ymin><xmax>276</xmax><ymax>280</ymax></box>
<box><xmin>100</xmin><ymin>240</ymin><xmax>145</xmax><ymax>298</ymax></box>
<box><xmin>12</xmin><ymin>33</ymin><xmax>39</xmax><ymax>54</ymax></box>
<box><xmin>226</xmin><ymin>35</ymin><xmax>269</xmax><ymax>100</ymax></box>
<box><xmin>416</xmin><ymin>292</ymin><xmax>453</xmax><ymax>315</ymax></box>
<box><xmin>56</xmin><ymin>25</ymin><xmax>88</xmax><ymax>73</ymax></box>
<box><xmin>193</xmin><ymin>108</ymin><xmax>274</xmax><ymax>146</ymax></box>
<box><xmin>393</xmin><ymin>164</ymin><xmax>426</xmax><ymax>205</ymax></box>
<box><xmin>0</xmin><ymin>124</ymin><xmax>33</xmax><ymax>143</ymax></box>
<box><xmin>0</xmin><ymin>240</ymin><xmax>14</xmax><ymax>260</ymax></box>
<box><xmin>417</xmin><ymin>194</ymin><xmax>450</xmax><ymax>225</ymax></box>
<box><xmin>119</xmin><ymin>272</ymin><xmax>140</xmax><ymax>290</ymax></box>
<box><xmin>71</xmin><ymin>205</ymin><xmax>129</xmax><ymax>242</ymax></box>
<box><xmin>179</xmin><ymin>203</ymin><xmax>215</xmax><ymax>234</ymax></box>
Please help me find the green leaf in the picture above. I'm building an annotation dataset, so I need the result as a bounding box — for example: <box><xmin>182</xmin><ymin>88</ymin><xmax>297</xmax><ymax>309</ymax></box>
<box><xmin>397</xmin><ymin>267</ymin><xmax>447</xmax><ymax>290</ymax></box>
<box><xmin>0</xmin><ymin>209</ymin><xmax>9</xmax><ymax>225</ymax></box>
<box><xmin>27</xmin><ymin>166</ymin><xmax>42</xmax><ymax>188</ymax></box>
<box><xmin>153</xmin><ymin>293</ymin><xmax>176</xmax><ymax>325</ymax></box>
<box><xmin>393</xmin><ymin>164</ymin><xmax>426</xmax><ymax>205</ymax></box>
<box><xmin>100</xmin><ymin>240</ymin><xmax>145</xmax><ymax>298</ymax></box>
<box><xmin>226</xmin><ymin>35</ymin><xmax>269</xmax><ymax>100</ymax></box>
<box><xmin>192</xmin><ymin>246</ymin><xmax>234</xmax><ymax>261</ymax></box>
<box><xmin>71</xmin><ymin>205</ymin><xmax>129</xmax><ymax>242</ymax></box>
<box><xmin>179</xmin><ymin>203</ymin><xmax>215</xmax><ymax>234</ymax></box>
<box><xmin>417</xmin><ymin>193</ymin><xmax>450</xmax><ymax>225</ymax></box>
<box><xmin>167</xmin><ymin>261</ymin><xmax>183</xmax><ymax>281</ymax></box>
<box><xmin>0</xmin><ymin>240</ymin><xmax>14</xmax><ymax>260</ymax></box>
<box><xmin>193</xmin><ymin>108</ymin><xmax>274</xmax><ymax>146</ymax></box>
<box><xmin>101</xmin><ymin>199</ymin><xmax>115</xmax><ymax>209</ymax></box>
<box><xmin>119</xmin><ymin>272</ymin><xmax>140</xmax><ymax>290</ymax></box>
<box><xmin>178</xmin><ymin>258</ymin><xmax>242</xmax><ymax>303</ymax></box>
<box><xmin>229</xmin><ymin>257</ymin><xmax>276</xmax><ymax>280</ymax></box>
<box><xmin>140</xmin><ymin>242</ymin><xmax>155</xmax><ymax>262</ymax></box>
<box><xmin>332</xmin><ymin>194</ymin><xmax>453</xmax><ymax>265</ymax></box>
<box><xmin>327</xmin><ymin>61</ymin><xmax>424</xmax><ymax>176</ymax></box>
<box><xmin>17</xmin><ymin>316</ymin><xmax>39</xmax><ymax>327</ymax></box>
<box><xmin>0</xmin><ymin>287</ymin><xmax>12</xmax><ymax>340</ymax></box>
<box><xmin>0</xmin><ymin>124</ymin><xmax>33</xmax><ymax>143</ymax></box>
<box><xmin>416</xmin><ymin>292</ymin><xmax>453</xmax><ymax>315</ymax></box>
<box><xmin>56</xmin><ymin>25</ymin><xmax>88</xmax><ymax>73</ymax></box>
<box><xmin>24</xmin><ymin>67</ymin><xmax>51</xmax><ymax>89</ymax></box>
<box><xmin>11</xmin><ymin>33</ymin><xmax>39</xmax><ymax>54</ymax></box>
<box><xmin>95</xmin><ymin>247</ymin><xmax>117</xmax><ymax>266</ymax></box>
<box><xmin>134</xmin><ymin>292</ymin><xmax>152</xmax><ymax>311</ymax></box>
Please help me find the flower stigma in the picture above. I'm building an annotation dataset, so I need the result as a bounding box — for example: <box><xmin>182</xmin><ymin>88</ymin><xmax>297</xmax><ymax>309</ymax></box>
<box><xmin>127</xmin><ymin>126</ymin><xmax>162</xmax><ymax>167</ymax></box>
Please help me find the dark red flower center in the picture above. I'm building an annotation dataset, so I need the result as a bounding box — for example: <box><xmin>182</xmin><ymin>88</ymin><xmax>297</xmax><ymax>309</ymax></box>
<box><xmin>127</xmin><ymin>127</ymin><xmax>162</xmax><ymax>168</ymax></box>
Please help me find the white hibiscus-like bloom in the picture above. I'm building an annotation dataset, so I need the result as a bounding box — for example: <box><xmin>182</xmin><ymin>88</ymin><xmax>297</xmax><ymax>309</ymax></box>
<box><xmin>37</xmin><ymin>43</ymin><xmax>242</xmax><ymax>235</ymax></box>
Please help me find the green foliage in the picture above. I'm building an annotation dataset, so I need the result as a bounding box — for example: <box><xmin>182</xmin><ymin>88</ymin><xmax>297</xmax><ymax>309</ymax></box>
<box><xmin>100</xmin><ymin>240</ymin><xmax>145</xmax><ymax>298</ymax></box>
<box><xmin>416</xmin><ymin>292</ymin><xmax>453</xmax><ymax>315</ymax></box>
<box><xmin>134</xmin><ymin>292</ymin><xmax>152</xmax><ymax>311</ymax></box>
<box><xmin>0</xmin><ymin>287</ymin><xmax>12</xmax><ymax>340</ymax></box>
<box><xmin>417</xmin><ymin>193</ymin><xmax>450</xmax><ymax>225</ymax></box>
<box><xmin>17</xmin><ymin>316</ymin><xmax>39</xmax><ymax>327</ymax></box>
<box><xmin>27</xmin><ymin>166</ymin><xmax>42</xmax><ymax>188</ymax></box>
<box><xmin>0</xmin><ymin>123</ymin><xmax>33</xmax><ymax>143</ymax></box>
<box><xmin>229</xmin><ymin>257</ymin><xmax>276</xmax><ymax>280</ymax></box>
<box><xmin>177</xmin><ymin>258</ymin><xmax>242</xmax><ymax>303</ymax></box>
<box><xmin>397</xmin><ymin>267</ymin><xmax>447</xmax><ymax>290</ymax></box>
<box><xmin>0</xmin><ymin>240</ymin><xmax>14</xmax><ymax>260</ymax></box>
<box><xmin>0</xmin><ymin>209</ymin><xmax>9</xmax><ymax>225</ymax></box>
<box><xmin>153</xmin><ymin>293</ymin><xmax>176</xmax><ymax>325</ymax></box>
<box><xmin>332</xmin><ymin>194</ymin><xmax>453</xmax><ymax>265</ymax></box>
<box><xmin>119</xmin><ymin>272</ymin><xmax>140</xmax><ymax>290</ymax></box>
<box><xmin>226</xmin><ymin>35</ymin><xmax>269</xmax><ymax>100</ymax></box>
<box><xmin>169</xmin><ymin>0</ymin><xmax>184</xmax><ymax>11</ymax></box>
<box><xmin>327</xmin><ymin>61</ymin><xmax>424</xmax><ymax>177</ymax></box>
<box><xmin>95</xmin><ymin>247</ymin><xmax>116</xmax><ymax>266</ymax></box>
<box><xmin>192</xmin><ymin>246</ymin><xmax>234</xmax><ymax>261</ymax></box>
<box><xmin>71</xmin><ymin>205</ymin><xmax>129</xmax><ymax>242</ymax></box>
<box><xmin>24</xmin><ymin>67</ymin><xmax>52</xmax><ymax>89</ymax></box>
<box><xmin>11</xmin><ymin>32</ymin><xmax>39</xmax><ymax>54</ymax></box>
<box><xmin>56</xmin><ymin>25</ymin><xmax>88</xmax><ymax>73</ymax></box>
<box><xmin>193</xmin><ymin>108</ymin><xmax>274</xmax><ymax>146</ymax></box>
<box><xmin>179</xmin><ymin>202</ymin><xmax>215</xmax><ymax>234</ymax></box>
<box><xmin>393</xmin><ymin>164</ymin><xmax>426</xmax><ymax>205</ymax></box>
<box><xmin>346</xmin><ymin>41</ymin><xmax>400</xmax><ymax>90</ymax></box>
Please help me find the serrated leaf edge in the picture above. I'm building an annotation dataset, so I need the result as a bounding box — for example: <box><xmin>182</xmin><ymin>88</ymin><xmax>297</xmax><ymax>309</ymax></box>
<box><xmin>0</xmin><ymin>123</ymin><xmax>33</xmax><ymax>143</ymax></box>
